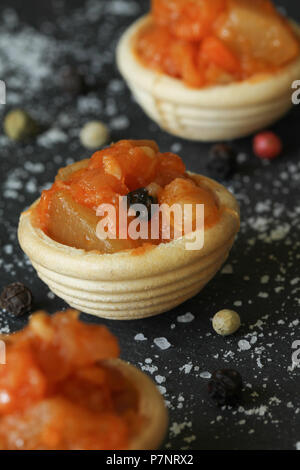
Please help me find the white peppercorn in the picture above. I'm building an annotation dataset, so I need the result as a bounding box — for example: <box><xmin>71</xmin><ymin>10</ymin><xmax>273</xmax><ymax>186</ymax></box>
<box><xmin>212</xmin><ymin>309</ymin><xmax>241</xmax><ymax>336</ymax></box>
<box><xmin>80</xmin><ymin>121</ymin><xmax>109</xmax><ymax>149</ymax></box>
<box><xmin>4</xmin><ymin>109</ymin><xmax>38</xmax><ymax>141</ymax></box>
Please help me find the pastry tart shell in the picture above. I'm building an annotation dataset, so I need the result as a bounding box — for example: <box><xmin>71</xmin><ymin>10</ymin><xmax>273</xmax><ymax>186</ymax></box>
<box><xmin>105</xmin><ymin>359</ymin><xmax>168</xmax><ymax>450</ymax></box>
<box><xmin>117</xmin><ymin>15</ymin><xmax>300</xmax><ymax>141</ymax></box>
<box><xmin>18</xmin><ymin>174</ymin><xmax>240</xmax><ymax>320</ymax></box>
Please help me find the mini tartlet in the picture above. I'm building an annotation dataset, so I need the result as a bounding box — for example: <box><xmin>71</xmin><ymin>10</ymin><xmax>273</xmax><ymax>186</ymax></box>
<box><xmin>18</xmin><ymin>140</ymin><xmax>240</xmax><ymax>320</ymax></box>
<box><xmin>0</xmin><ymin>310</ymin><xmax>168</xmax><ymax>450</ymax></box>
<box><xmin>117</xmin><ymin>1</ymin><xmax>300</xmax><ymax>141</ymax></box>
<box><xmin>111</xmin><ymin>359</ymin><xmax>168</xmax><ymax>450</ymax></box>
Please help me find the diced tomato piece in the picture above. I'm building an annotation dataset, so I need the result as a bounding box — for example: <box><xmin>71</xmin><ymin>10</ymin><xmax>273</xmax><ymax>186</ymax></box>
<box><xmin>159</xmin><ymin>177</ymin><xmax>220</xmax><ymax>235</ymax></box>
<box><xmin>30</xmin><ymin>312</ymin><xmax>120</xmax><ymax>382</ymax></box>
<box><xmin>135</xmin><ymin>24</ymin><xmax>177</xmax><ymax>73</ymax></box>
<box><xmin>152</xmin><ymin>0</ymin><xmax>226</xmax><ymax>41</ymax></box>
<box><xmin>170</xmin><ymin>41</ymin><xmax>205</xmax><ymax>87</ymax></box>
<box><xmin>218</xmin><ymin>0</ymin><xmax>300</xmax><ymax>68</ymax></box>
<box><xmin>0</xmin><ymin>398</ymin><xmax>129</xmax><ymax>450</ymax></box>
<box><xmin>200</xmin><ymin>36</ymin><xmax>240</xmax><ymax>74</ymax></box>
<box><xmin>0</xmin><ymin>345</ymin><xmax>47</xmax><ymax>415</ymax></box>
<box><xmin>89</xmin><ymin>140</ymin><xmax>159</xmax><ymax>190</ymax></box>
<box><xmin>66</xmin><ymin>170</ymin><xmax>128</xmax><ymax>209</ymax></box>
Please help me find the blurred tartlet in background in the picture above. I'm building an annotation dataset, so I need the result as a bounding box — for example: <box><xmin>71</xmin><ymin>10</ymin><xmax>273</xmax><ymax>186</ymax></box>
<box><xmin>117</xmin><ymin>0</ymin><xmax>300</xmax><ymax>141</ymax></box>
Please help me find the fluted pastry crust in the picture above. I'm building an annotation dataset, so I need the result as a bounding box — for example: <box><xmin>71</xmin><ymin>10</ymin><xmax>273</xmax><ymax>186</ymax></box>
<box><xmin>105</xmin><ymin>359</ymin><xmax>168</xmax><ymax>450</ymax></box>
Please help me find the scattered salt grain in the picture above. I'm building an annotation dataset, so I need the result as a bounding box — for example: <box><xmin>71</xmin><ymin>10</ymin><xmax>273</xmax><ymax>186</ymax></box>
<box><xmin>25</xmin><ymin>179</ymin><xmax>37</xmax><ymax>193</ymax></box>
<box><xmin>179</xmin><ymin>363</ymin><xmax>193</xmax><ymax>374</ymax></box>
<box><xmin>170</xmin><ymin>421</ymin><xmax>192</xmax><ymax>437</ymax></box>
<box><xmin>221</xmin><ymin>264</ymin><xmax>233</xmax><ymax>274</ymax></box>
<box><xmin>155</xmin><ymin>375</ymin><xmax>166</xmax><ymax>384</ymax></box>
<box><xmin>258</xmin><ymin>292</ymin><xmax>269</xmax><ymax>298</ymax></box>
<box><xmin>140</xmin><ymin>363</ymin><xmax>158</xmax><ymax>375</ymax></box>
<box><xmin>270</xmin><ymin>224</ymin><xmax>290</xmax><ymax>241</ymax></box>
<box><xmin>177</xmin><ymin>312</ymin><xmax>195</xmax><ymax>323</ymax></box>
<box><xmin>105</xmin><ymin>0</ymin><xmax>139</xmax><ymax>16</ymax></box>
<box><xmin>184</xmin><ymin>435</ymin><xmax>196</xmax><ymax>444</ymax></box>
<box><xmin>109</xmin><ymin>115</ymin><xmax>129</xmax><ymax>130</ymax></box>
<box><xmin>200</xmin><ymin>371</ymin><xmax>212</xmax><ymax>379</ymax></box>
<box><xmin>24</xmin><ymin>162</ymin><xmax>44</xmax><ymax>173</ymax></box>
<box><xmin>0</xmin><ymin>312</ymin><xmax>10</xmax><ymax>334</ymax></box>
<box><xmin>3</xmin><ymin>245</ymin><xmax>13</xmax><ymax>255</ymax></box>
<box><xmin>171</xmin><ymin>143</ymin><xmax>182</xmax><ymax>153</ymax></box>
<box><xmin>154</xmin><ymin>337</ymin><xmax>171</xmax><ymax>350</ymax></box>
<box><xmin>157</xmin><ymin>385</ymin><xmax>167</xmax><ymax>395</ymax></box>
<box><xmin>238</xmin><ymin>340</ymin><xmax>251</xmax><ymax>351</ymax></box>
<box><xmin>134</xmin><ymin>333</ymin><xmax>147</xmax><ymax>341</ymax></box>
<box><xmin>261</xmin><ymin>275</ymin><xmax>270</xmax><ymax>284</ymax></box>
<box><xmin>37</xmin><ymin>128</ymin><xmax>68</xmax><ymax>148</ymax></box>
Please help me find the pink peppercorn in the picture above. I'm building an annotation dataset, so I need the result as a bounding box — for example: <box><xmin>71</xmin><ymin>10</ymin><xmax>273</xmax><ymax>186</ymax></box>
<box><xmin>253</xmin><ymin>131</ymin><xmax>282</xmax><ymax>160</ymax></box>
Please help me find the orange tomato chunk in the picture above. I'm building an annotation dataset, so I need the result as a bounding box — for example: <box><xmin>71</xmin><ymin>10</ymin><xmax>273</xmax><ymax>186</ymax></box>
<box><xmin>153</xmin><ymin>0</ymin><xmax>226</xmax><ymax>41</ymax></box>
<box><xmin>0</xmin><ymin>311</ymin><xmax>140</xmax><ymax>450</ymax></box>
<box><xmin>159</xmin><ymin>177</ymin><xmax>220</xmax><ymax>234</ymax></box>
<box><xmin>135</xmin><ymin>0</ymin><xmax>300</xmax><ymax>88</ymax></box>
<box><xmin>200</xmin><ymin>36</ymin><xmax>240</xmax><ymax>74</ymax></box>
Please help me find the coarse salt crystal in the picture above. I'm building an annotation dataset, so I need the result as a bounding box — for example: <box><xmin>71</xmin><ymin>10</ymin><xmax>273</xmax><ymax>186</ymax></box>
<box><xmin>154</xmin><ymin>337</ymin><xmax>171</xmax><ymax>350</ymax></box>
<box><xmin>177</xmin><ymin>312</ymin><xmax>195</xmax><ymax>323</ymax></box>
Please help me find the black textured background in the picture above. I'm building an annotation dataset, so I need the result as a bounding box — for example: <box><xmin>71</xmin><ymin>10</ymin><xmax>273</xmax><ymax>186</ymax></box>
<box><xmin>0</xmin><ymin>0</ymin><xmax>299</xmax><ymax>450</ymax></box>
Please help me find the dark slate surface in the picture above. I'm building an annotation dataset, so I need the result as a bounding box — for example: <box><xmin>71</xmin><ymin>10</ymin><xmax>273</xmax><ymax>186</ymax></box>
<box><xmin>0</xmin><ymin>0</ymin><xmax>299</xmax><ymax>450</ymax></box>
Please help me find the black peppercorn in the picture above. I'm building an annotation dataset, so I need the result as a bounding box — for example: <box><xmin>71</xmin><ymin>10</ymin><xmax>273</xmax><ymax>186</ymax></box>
<box><xmin>126</xmin><ymin>188</ymin><xmax>157</xmax><ymax>221</ymax></box>
<box><xmin>206</xmin><ymin>143</ymin><xmax>237</xmax><ymax>181</ymax></box>
<box><xmin>59</xmin><ymin>65</ymin><xmax>87</xmax><ymax>96</ymax></box>
<box><xmin>208</xmin><ymin>369</ymin><xmax>243</xmax><ymax>406</ymax></box>
<box><xmin>0</xmin><ymin>282</ymin><xmax>33</xmax><ymax>317</ymax></box>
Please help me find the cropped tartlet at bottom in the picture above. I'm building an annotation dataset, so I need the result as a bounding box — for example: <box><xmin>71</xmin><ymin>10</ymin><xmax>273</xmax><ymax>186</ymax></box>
<box><xmin>0</xmin><ymin>311</ymin><xmax>168</xmax><ymax>450</ymax></box>
<box><xmin>18</xmin><ymin>173</ymin><xmax>240</xmax><ymax>320</ymax></box>
<box><xmin>117</xmin><ymin>15</ymin><xmax>300</xmax><ymax>142</ymax></box>
<box><xmin>106</xmin><ymin>359</ymin><xmax>168</xmax><ymax>450</ymax></box>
